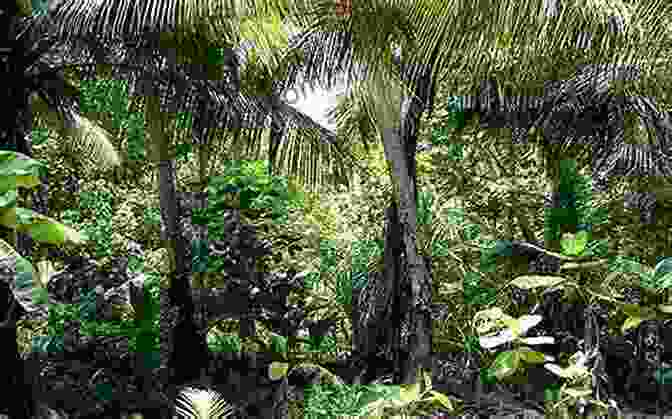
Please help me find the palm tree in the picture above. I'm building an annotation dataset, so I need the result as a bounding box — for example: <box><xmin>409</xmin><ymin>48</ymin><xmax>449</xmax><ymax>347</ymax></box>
<box><xmin>297</xmin><ymin>0</ymin><xmax>672</xmax><ymax>406</ymax></box>
<box><xmin>2</xmin><ymin>2</ymin><xmax>367</xmax><ymax>416</ymax></box>
<box><xmin>269</xmin><ymin>0</ymin><xmax>672</xmax><ymax>389</ymax></box>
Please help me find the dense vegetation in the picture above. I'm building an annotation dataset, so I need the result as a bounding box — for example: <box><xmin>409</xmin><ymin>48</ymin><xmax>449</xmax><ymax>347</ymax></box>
<box><xmin>12</xmin><ymin>59</ymin><xmax>672</xmax><ymax>417</ymax></box>
<box><xmin>6</xmin><ymin>1</ymin><xmax>672</xmax><ymax>417</ymax></box>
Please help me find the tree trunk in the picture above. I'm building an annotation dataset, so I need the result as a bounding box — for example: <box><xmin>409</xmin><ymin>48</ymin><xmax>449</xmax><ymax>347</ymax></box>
<box><xmin>267</xmin><ymin>98</ymin><xmax>285</xmax><ymax>178</ymax></box>
<box><xmin>0</xmin><ymin>283</ymin><xmax>36</xmax><ymax>418</ymax></box>
<box><xmin>0</xmin><ymin>3</ymin><xmax>43</xmax><ymax>416</ymax></box>
<box><xmin>146</xmin><ymin>79</ymin><xmax>207</xmax><ymax>412</ymax></box>
<box><xmin>376</xmin><ymin>49</ymin><xmax>434</xmax><ymax>387</ymax></box>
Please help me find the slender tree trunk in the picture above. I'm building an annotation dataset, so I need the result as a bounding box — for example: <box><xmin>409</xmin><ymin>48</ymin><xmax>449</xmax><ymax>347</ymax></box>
<box><xmin>146</xmin><ymin>78</ymin><xmax>207</xmax><ymax>413</ymax></box>
<box><xmin>380</xmin><ymin>130</ymin><xmax>433</xmax><ymax>386</ymax></box>
<box><xmin>267</xmin><ymin>98</ymin><xmax>285</xmax><ymax>178</ymax></box>
<box><xmin>377</xmin><ymin>51</ymin><xmax>434</xmax><ymax>387</ymax></box>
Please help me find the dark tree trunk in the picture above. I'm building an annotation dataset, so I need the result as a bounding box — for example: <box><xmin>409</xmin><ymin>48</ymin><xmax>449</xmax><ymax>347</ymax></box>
<box><xmin>0</xmin><ymin>282</ymin><xmax>36</xmax><ymax>418</ymax></box>
<box><xmin>267</xmin><ymin>98</ymin><xmax>285</xmax><ymax>178</ymax></box>
<box><xmin>148</xmin><ymin>80</ymin><xmax>208</xmax><ymax>415</ymax></box>
<box><xmin>0</xmin><ymin>3</ymin><xmax>45</xmax><ymax>417</ymax></box>
<box><xmin>354</xmin><ymin>45</ymin><xmax>435</xmax><ymax>388</ymax></box>
<box><xmin>383</xmin><ymin>198</ymin><xmax>408</xmax><ymax>378</ymax></box>
<box><xmin>383</xmin><ymin>47</ymin><xmax>435</xmax><ymax>387</ymax></box>
<box><xmin>353</xmin><ymin>201</ymin><xmax>402</xmax><ymax>382</ymax></box>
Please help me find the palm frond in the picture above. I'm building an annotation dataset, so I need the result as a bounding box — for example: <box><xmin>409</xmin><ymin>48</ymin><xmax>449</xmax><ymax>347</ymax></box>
<box><xmin>175</xmin><ymin>386</ymin><xmax>237</xmax><ymax>419</ymax></box>
<box><xmin>41</xmin><ymin>0</ymin><xmax>315</xmax><ymax>47</ymax></box>
<box><xmin>27</xmin><ymin>18</ymin><xmax>363</xmax><ymax>194</ymax></box>
<box><xmin>30</xmin><ymin>95</ymin><xmax>122</xmax><ymax>171</ymax></box>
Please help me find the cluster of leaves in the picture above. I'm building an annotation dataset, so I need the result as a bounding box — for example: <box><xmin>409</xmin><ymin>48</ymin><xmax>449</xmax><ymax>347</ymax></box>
<box><xmin>30</xmin><ymin>126</ymin><xmax>50</xmax><ymax>146</ymax></box>
<box><xmin>543</xmin><ymin>158</ymin><xmax>609</xmax><ymax>253</ymax></box>
<box><xmin>77</xmin><ymin>190</ymin><xmax>115</xmax><ymax>258</ymax></box>
<box><xmin>303</xmin><ymin>368</ymin><xmax>454</xmax><ymax>419</ymax></box>
<box><xmin>77</xmin><ymin>71</ymin><xmax>191</xmax><ymax>174</ymax></box>
<box><xmin>190</xmin><ymin>159</ymin><xmax>305</xmax><ymax>272</ymax></box>
<box><xmin>409</xmin><ymin>89</ymin><xmax>671</xmax><ymax>415</ymax></box>
<box><xmin>194</xmin><ymin>160</ymin><xmax>299</xmax><ymax>221</ymax></box>
<box><xmin>77</xmin><ymin>76</ymin><xmax>148</xmax><ymax>162</ymax></box>
<box><xmin>311</xmin><ymin>239</ymin><xmax>376</xmax><ymax>308</ymax></box>
<box><xmin>34</xmin><ymin>270</ymin><xmax>164</xmax><ymax>355</ymax></box>
<box><xmin>429</xmin><ymin>125</ymin><xmax>465</xmax><ymax>162</ymax></box>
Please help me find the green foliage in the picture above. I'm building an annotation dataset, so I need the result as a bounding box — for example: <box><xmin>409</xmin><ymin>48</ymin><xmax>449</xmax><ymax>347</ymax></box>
<box><xmin>35</xmin><ymin>270</ymin><xmax>164</xmax><ymax>355</ymax></box>
<box><xmin>304</xmin><ymin>382</ymin><xmax>373</xmax><ymax>419</ymax></box>
<box><xmin>173</xmin><ymin>112</ymin><xmax>194</xmax><ymax>133</ymax></box>
<box><xmin>30</xmin><ymin>0</ymin><xmax>50</xmax><ymax>16</ymax></box>
<box><xmin>30</xmin><ymin>127</ymin><xmax>49</xmax><ymax>146</ymax></box>
<box><xmin>188</xmin><ymin>238</ymin><xmax>208</xmax><ymax>273</ymax></box>
<box><xmin>208</xmin><ymin>331</ymin><xmax>242</xmax><ymax>353</ymax></box>
<box><xmin>461</xmin><ymin>223</ymin><xmax>481</xmax><ymax>241</ymax></box>
<box><xmin>543</xmin><ymin>159</ymin><xmax>607</xmax><ymax>245</ymax></box>
<box><xmin>301</xmin><ymin>271</ymin><xmax>321</xmax><ymax>290</ymax></box>
<box><xmin>305</xmin><ymin>333</ymin><xmax>337</xmax><ymax>353</ymax></box>
<box><xmin>77</xmin><ymin>75</ymin><xmax>149</xmax><ymax>162</ymax></box>
<box><xmin>76</xmin><ymin>67</ymin><xmax>200</xmax><ymax>166</ymax></box>
<box><xmin>431</xmin><ymin>239</ymin><xmax>451</xmax><ymax>257</ymax></box>
<box><xmin>78</xmin><ymin>191</ymin><xmax>114</xmax><ymax>258</ymax></box>
<box><xmin>143</xmin><ymin>206</ymin><xmax>161</xmax><ymax>225</ymax></box>
<box><xmin>125</xmin><ymin>113</ymin><xmax>146</xmax><ymax>162</ymax></box>
<box><xmin>312</xmin><ymin>238</ymin><xmax>379</xmax><ymax>304</ymax></box>
<box><xmin>463</xmin><ymin>271</ymin><xmax>497</xmax><ymax>305</ymax></box>
<box><xmin>437</xmin><ymin>96</ymin><xmax>469</xmax><ymax>132</ymax></box>
<box><xmin>270</xmin><ymin>333</ymin><xmax>288</xmax><ymax>356</ymax></box>
<box><xmin>417</xmin><ymin>188</ymin><xmax>434</xmax><ymax>226</ymax></box>
<box><xmin>191</xmin><ymin>160</ymin><xmax>306</xmax><ymax>273</ymax></box>
<box><xmin>334</xmin><ymin>271</ymin><xmax>354</xmax><ymax>307</ymax></box>
<box><xmin>61</xmin><ymin>208</ymin><xmax>82</xmax><ymax>225</ymax></box>
<box><xmin>29</xmin><ymin>49</ymin><xmax>672</xmax><ymax>417</ymax></box>
<box><xmin>34</xmin><ymin>298</ymin><xmax>139</xmax><ymax>354</ymax></box>
<box><xmin>318</xmin><ymin>240</ymin><xmax>339</xmax><ymax>276</ymax></box>
<box><xmin>350</xmin><ymin>239</ymin><xmax>383</xmax><ymax>286</ymax></box>
<box><xmin>479</xmin><ymin>244</ymin><xmax>499</xmax><ymax>274</ymax></box>
<box><xmin>430</xmin><ymin>125</ymin><xmax>465</xmax><ymax>161</ymax></box>
<box><xmin>174</xmin><ymin>142</ymin><xmax>193</xmax><ymax>162</ymax></box>
<box><xmin>78</xmin><ymin>78</ymin><xmax>130</xmax><ymax>133</ymax></box>
<box><xmin>211</xmin><ymin>159</ymin><xmax>303</xmax><ymax>219</ymax></box>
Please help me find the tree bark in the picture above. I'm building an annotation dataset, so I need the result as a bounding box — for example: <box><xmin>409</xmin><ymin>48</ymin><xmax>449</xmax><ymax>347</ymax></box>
<box><xmin>268</xmin><ymin>96</ymin><xmax>286</xmax><ymax>178</ymax></box>
<box><xmin>146</xmin><ymin>77</ymin><xmax>207</xmax><ymax>410</ymax></box>
<box><xmin>376</xmin><ymin>49</ymin><xmax>434</xmax><ymax>387</ymax></box>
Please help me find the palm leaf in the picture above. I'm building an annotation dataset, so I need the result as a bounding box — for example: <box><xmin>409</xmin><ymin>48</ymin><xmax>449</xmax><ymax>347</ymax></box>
<box><xmin>175</xmin><ymin>386</ymin><xmax>237</xmax><ymax>419</ymax></box>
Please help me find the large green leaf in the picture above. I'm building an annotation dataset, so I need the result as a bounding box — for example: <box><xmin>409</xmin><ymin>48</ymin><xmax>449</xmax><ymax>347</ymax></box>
<box><xmin>3</xmin><ymin>250</ymin><xmax>55</xmax><ymax>321</ymax></box>
<box><xmin>621</xmin><ymin>315</ymin><xmax>645</xmax><ymax>334</ymax></box>
<box><xmin>653</xmin><ymin>257</ymin><xmax>672</xmax><ymax>288</ymax></box>
<box><xmin>560</xmin><ymin>231</ymin><xmax>589</xmax><ymax>256</ymax></box>
<box><xmin>0</xmin><ymin>209</ymin><xmax>87</xmax><ymax>318</ymax></box>
<box><xmin>510</xmin><ymin>275</ymin><xmax>566</xmax><ymax>290</ymax></box>
<box><xmin>0</xmin><ymin>151</ymin><xmax>45</xmax><ymax>193</ymax></box>
<box><xmin>12</xmin><ymin>208</ymin><xmax>87</xmax><ymax>245</ymax></box>
<box><xmin>654</xmin><ymin>368</ymin><xmax>672</xmax><ymax>385</ymax></box>
<box><xmin>488</xmin><ymin>350</ymin><xmax>521</xmax><ymax>381</ymax></box>
<box><xmin>268</xmin><ymin>361</ymin><xmax>289</xmax><ymax>380</ymax></box>
<box><xmin>517</xmin><ymin>347</ymin><xmax>549</xmax><ymax>364</ymax></box>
